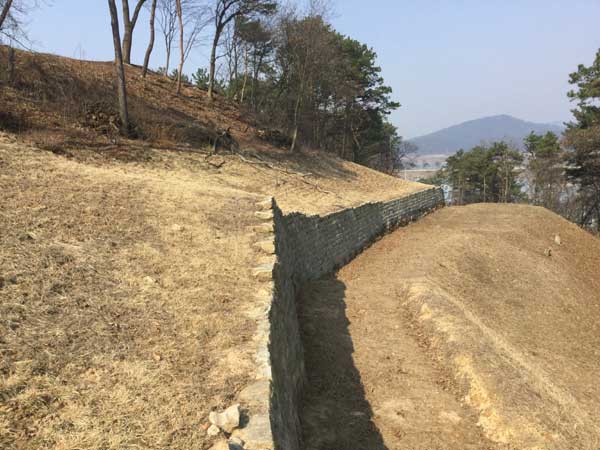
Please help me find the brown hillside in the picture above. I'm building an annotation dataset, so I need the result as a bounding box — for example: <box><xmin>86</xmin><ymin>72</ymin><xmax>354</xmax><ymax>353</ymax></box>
<box><xmin>300</xmin><ymin>204</ymin><xmax>600</xmax><ymax>449</ymax></box>
<box><xmin>0</xmin><ymin>45</ymin><xmax>258</xmax><ymax>148</ymax></box>
<box><xmin>0</xmin><ymin>48</ymin><xmax>427</xmax><ymax>450</ymax></box>
<box><xmin>0</xmin><ymin>47</ymin><xmax>426</xmax><ymax>215</ymax></box>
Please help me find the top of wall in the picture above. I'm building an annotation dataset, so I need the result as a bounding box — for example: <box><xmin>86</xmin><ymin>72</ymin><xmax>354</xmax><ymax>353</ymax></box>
<box><xmin>270</xmin><ymin>158</ymin><xmax>431</xmax><ymax>216</ymax></box>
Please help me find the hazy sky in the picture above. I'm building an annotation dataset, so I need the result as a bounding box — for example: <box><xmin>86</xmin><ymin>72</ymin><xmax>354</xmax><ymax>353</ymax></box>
<box><xmin>25</xmin><ymin>0</ymin><xmax>600</xmax><ymax>138</ymax></box>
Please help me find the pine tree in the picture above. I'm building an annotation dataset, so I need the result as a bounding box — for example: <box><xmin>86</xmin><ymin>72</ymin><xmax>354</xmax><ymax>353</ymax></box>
<box><xmin>565</xmin><ymin>49</ymin><xmax>600</xmax><ymax>230</ymax></box>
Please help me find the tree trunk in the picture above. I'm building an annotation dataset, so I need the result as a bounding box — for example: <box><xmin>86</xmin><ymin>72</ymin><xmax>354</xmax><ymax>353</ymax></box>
<box><xmin>349</xmin><ymin>124</ymin><xmax>360</xmax><ymax>162</ymax></box>
<box><xmin>239</xmin><ymin>45</ymin><xmax>249</xmax><ymax>103</ymax></box>
<box><xmin>505</xmin><ymin>166</ymin><xmax>510</xmax><ymax>203</ymax></box>
<box><xmin>141</xmin><ymin>0</ymin><xmax>157</xmax><ymax>78</ymax></box>
<box><xmin>251</xmin><ymin>51</ymin><xmax>265</xmax><ymax>111</ymax></box>
<box><xmin>290</xmin><ymin>69</ymin><xmax>307</xmax><ymax>153</ymax></box>
<box><xmin>175</xmin><ymin>0</ymin><xmax>184</xmax><ymax>94</ymax></box>
<box><xmin>0</xmin><ymin>0</ymin><xmax>14</xmax><ymax>31</ymax></box>
<box><xmin>108</xmin><ymin>0</ymin><xmax>130</xmax><ymax>135</ymax></box>
<box><xmin>121</xmin><ymin>0</ymin><xmax>147</xmax><ymax>64</ymax></box>
<box><xmin>341</xmin><ymin>110</ymin><xmax>347</xmax><ymax>159</ymax></box>
<box><xmin>208</xmin><ymin>30</ymin><xmax>222</xmax><ymax>100</ymax></box>
<box><xmin>7</xmin><ymin>45</ymin><xmax>15</xmax><ymax>83</ymax></box>
<box><xmin>290</xmin><ymin>89</ymin><xmax>303</xmax><ymax>153</ymax></box>
<box><xmin>250</xmin><ymin>49</ymin><xmax>257</xmax><ymax>109</ymax></box>
<box><xmin>483</xmin><ymin>175</ymin><xmax>487</xmax><ymax>202</ymax></box>
<box><xmin>230</xmin><ymin>31</ymin><xmax>239</xmax><ymax>99</ymax></box>
<box><xmin>121</xmin><ymin>0</ymin><xmax>133</xmax><ymax>63</ymax></box>
<box><xmin>165</xmin><ymin>46</ymin><xmax>171</xmax><ymax>77</ymax></box>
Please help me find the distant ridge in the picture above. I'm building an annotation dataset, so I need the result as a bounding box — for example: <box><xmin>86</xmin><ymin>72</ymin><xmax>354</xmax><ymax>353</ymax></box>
<box><xmin>410</xmin><ymin>115</ymin><xmax>565</xmax><ymax>155</ymax></box>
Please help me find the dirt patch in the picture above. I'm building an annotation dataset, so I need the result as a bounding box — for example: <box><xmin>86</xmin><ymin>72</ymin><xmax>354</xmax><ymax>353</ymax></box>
<box><xmin>299</xmin><ymin>278</ymin><xmax>498</xmax><ymax>450</ymax></box>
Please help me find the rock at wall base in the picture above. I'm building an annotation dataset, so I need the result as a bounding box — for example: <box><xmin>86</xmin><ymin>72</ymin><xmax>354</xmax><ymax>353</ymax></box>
<box><xmin>209</xmin><ymin>404</ymin><xmax>241</xmax><ymax>434</ymax></box>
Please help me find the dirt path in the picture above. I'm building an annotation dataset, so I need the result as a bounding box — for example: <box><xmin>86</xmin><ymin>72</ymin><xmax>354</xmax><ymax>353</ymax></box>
<box><xmin>299</xmin><ymin>278</ymin><xmax>498</xmax><ymax>450</ymax></box>
<box><xmin>299</xmin><ymin>204</ymin><xmax>600</xmax><ymax>450</ymax></box>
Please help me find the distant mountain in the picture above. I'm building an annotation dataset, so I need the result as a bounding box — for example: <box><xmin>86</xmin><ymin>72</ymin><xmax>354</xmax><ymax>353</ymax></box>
<box><xmin>410</xmin><ymin>115</ymin><xmax>565</xmax><ymax>155</ymax></box>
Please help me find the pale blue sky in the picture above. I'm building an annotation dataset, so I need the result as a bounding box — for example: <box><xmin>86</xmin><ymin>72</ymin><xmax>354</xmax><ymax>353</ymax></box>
<box><xmin>25</xmin><ymin>0</ymin><xmax>600</xmax><ymax>138</ymax></box>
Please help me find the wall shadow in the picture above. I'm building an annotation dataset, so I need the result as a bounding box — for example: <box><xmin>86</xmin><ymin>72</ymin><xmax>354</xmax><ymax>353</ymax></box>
<box><xmin>297</xmin><ymin>276</ymin><xmax>388</xmax><ymax>450</ymax></box>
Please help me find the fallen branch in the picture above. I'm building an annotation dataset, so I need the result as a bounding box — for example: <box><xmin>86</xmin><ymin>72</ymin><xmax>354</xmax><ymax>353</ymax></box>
<box><xmin>298</xmin><ymin>177</ymin><xmax>338</xmax><ymax>197</ymax></box>
<box><xmin>237</xmin><ymin>152</ymin><xmax>277</xmax><ymax>169</ymax></box>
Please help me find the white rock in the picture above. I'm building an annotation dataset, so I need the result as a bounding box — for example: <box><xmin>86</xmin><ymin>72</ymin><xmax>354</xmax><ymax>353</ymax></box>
<box><xmin>209</xmin><ymin>404</ymin><xmax>241</xmax><ymax>434</ymax></box>
<box><xmin>207</xmin><ymin>424</ymin><xmax>221</xmax><ymax>436</ymax></box>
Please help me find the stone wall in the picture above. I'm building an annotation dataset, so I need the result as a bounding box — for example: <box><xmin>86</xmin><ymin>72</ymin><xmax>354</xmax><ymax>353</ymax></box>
<box><xmin>265</xmin><ymin>187</ymin><xmax>444</xmax><ymax>449</ymax></box>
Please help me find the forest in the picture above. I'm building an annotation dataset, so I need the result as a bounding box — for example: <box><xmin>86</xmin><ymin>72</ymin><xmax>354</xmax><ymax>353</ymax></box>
<box><xmin>1</xmin><ymin>0</ymin><xmax>410</xmax><ymax>174</ymax></box>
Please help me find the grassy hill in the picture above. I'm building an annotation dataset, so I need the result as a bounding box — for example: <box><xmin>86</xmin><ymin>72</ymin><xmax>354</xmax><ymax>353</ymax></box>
<box><xmin>0</xmin><ymin>48</ymin><xmax>426</xmax><ymax>450</ymax></box>
<box><xmin>300</xmin><ymin>204</ymin><xmax>600</xmax><ymax>449</ymax></box>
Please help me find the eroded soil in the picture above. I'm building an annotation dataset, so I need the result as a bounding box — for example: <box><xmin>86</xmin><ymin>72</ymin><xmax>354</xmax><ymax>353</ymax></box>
<box><xmin>299</xmin><ymin>278</ymin><xmax>499</xmax><ymax>450</ymax></box>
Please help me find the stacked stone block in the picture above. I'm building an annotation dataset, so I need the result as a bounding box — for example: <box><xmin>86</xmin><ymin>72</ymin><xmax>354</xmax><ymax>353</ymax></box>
<box><xmin>242</xmin><ymin>187</ymin><xmax>445</xmax><ymax>450</ymax></box>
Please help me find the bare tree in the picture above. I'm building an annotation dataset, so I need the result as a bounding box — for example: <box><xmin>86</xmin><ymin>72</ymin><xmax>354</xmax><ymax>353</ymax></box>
<box><xmin>1</xmin><ymin>0</ymin><xmax>43</xmax><ymax>83</ymax></box>
<box><xmin>141</xmin><ymin>0</ymin><xmax>157</xmax><ymax>77</ymax></box>
<box><xmin>207</xmin><ymin>0</ymin><xmax>276</xmax><ymax>100</ymax></box>
<box><xmin>283</xmin><ymin>15</ymin><xmax>321</xmax><ymax>152</ymax></box>
<box><xmin>0</xmin><ymin>0</ymin><xmax>14</xmax><ymax>31</ymax></box>
<box><xmin>0</xmin><ymin>0</ymin><xmax>41</xmax><ymax>44</ymax></box>
<box><xmin>238</xmin><ymin>18</ymin><xmax>272</xmax><ymax>109</ymax></box>
<box><xmin>239</xmin><ymin>42</ymin><xmax>248</xmax><ymax>101</ymax></box>
<box><xmin>175</xmin><ymin>0</ymin><xmax>183</xmax><ymax>93</ymax></box>
<box><xmin>275</xmin><ymin>0</ymin><xmax>336</xmax><ymax>152</ymax></box>
<box><xmin>174</xmin><ymin>1</ymin><xmax>209</xmax><ymax>93</ymax></box>
<box><xmin>222</xmin><ymin>21</ymin><xmax>240</xmax><ymax>98</ymax></box>
<box><xmin>156</xmin><ymin>0</ymin><xmax>177</xmax><ymax>76</ymax></box>
<box><xmin>0</xmin><ymin>0</ymin><xmax>15</xmax><ymax>79</ymax></box>
<box><xmin>121</xmin><ymin>0</ymin><xmax>147</xmax><ymax>64</ymax></box>
<box><xmin>108</xmin><ymin>0</ymin><xmax>130</xmax><ymax>134</ymax></box>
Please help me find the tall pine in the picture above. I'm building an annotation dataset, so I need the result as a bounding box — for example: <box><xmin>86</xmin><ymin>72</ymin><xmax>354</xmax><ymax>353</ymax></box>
<box><xmin>565</xmin><ymin>49</ymin><xmax>600</xmax><ymax>229</ymax></box>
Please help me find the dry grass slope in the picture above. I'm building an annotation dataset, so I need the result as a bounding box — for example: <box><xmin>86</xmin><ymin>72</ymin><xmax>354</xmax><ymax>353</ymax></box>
<box><xmin>300</xmin><ymin>204</ymin><xmax>600</xmax><ymax>450</ymax></box>
<box><xmin>0</xmin><ymin>142</ymin><xmax>265</xmax><ymax>449</ymax></box>
<box><xmin>0</xmin><ymin>48</ymin><xmax>427</xmax><ymax>450</ymax></box>
<box><xmin>0</xmin><ymin>46</ymin><xmax>427</xmax><ymax>215</ymax></box>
